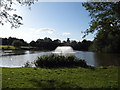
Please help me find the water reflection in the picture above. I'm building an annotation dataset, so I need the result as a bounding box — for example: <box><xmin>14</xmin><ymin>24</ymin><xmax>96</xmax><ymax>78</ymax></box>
<box><xmin>0</xmin><ymin>50</ymin><xmax>120</xmax><ymax>67</ymax></box>
<box><xmin>74</xmin><ymin>51</ymin><xmax>95</xmax><ymax>66</ymax></box>
<box><xmin>0</xmin><ymin>50</ymin><xmax>51</xmax><ymax>67</ymax></box>
<box><xmin>1</xmin><ymin>50</ymin><xmax>26</xmax><ymax>56</ymax></box>
<box><xmin>94</xmin><ymin>53</ymin><xmax>120</xmax><ymax>66</ymax></box>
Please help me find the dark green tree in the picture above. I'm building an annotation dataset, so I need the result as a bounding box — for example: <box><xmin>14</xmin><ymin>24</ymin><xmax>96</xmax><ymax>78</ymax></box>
<box><xmin>53</xmin><ymin>39</ymin><xmax>61</xmax><ymax>44</ymax></box>
<box><xmin>70</xmin><ymin>40</ymin><xmax>78</xmax><ymax>50</ymax></box>
<box><xmin>81</xmin><ymin>39</ymin><xmax>92</xmax><ymax>51</ymax></box>
<box><xmin>29</xmin><ymin>40</ymin><xmax>36</xmax><ymax>47</ymax></box>
<box><xmin>67</xmin><ymin>38</ymin><xmax>70</xmax><ymax>43</ymax></box>
<box><xmin>12</xmin><ymin>40</ymin><xmax>22</xmax><ymax>48</ymax></box>
<box><xmin>82</xmin><ymin>2</ymin><xmax>120</xmax><ymax>53</ymax></box>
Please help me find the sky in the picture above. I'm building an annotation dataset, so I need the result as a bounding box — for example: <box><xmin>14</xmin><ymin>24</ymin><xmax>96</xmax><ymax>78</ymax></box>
<box><xmin>0</xmin><ymin>2</ymin><xmax>95</xmax><ymax>43</ymax></box>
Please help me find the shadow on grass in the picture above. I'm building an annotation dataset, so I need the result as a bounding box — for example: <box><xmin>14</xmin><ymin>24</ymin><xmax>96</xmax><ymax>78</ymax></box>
<box><xmin>29</xmin><ymin>79</ymin><xmax>82</xmax><ymax>88</ymax></box>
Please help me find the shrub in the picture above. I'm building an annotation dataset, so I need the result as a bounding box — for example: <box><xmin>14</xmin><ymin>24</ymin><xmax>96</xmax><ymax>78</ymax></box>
<box><xmin>34</xmin><ymin>54</ymin><xmax>88</xmax><ymax>68</ymax></box>
<box><xmin>24</xmin><ymin>61</ymin><xmax>32</xmax><ymax>67</ymax></box>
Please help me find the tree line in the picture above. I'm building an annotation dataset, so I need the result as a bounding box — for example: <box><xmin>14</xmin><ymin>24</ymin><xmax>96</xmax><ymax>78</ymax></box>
<box><xmin>0</xmin><ymin>37</ymin><xmax>92</xmax><ymax>51</ymax></box>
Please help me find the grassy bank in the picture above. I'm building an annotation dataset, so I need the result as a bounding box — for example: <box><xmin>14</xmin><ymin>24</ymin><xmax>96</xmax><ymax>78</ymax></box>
<box><xmin>0</xmin><ymin>45</ymin><xmax>33</xmax><ymax>50</ymax></box>
<box><xmin>2</xmin><ymin>66</ymin><xmax>118</xmax><ymax>88</ymax></box>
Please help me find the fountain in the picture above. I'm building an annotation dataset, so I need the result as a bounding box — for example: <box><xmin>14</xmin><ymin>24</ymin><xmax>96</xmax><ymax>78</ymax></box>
<box><xmin>53</xmin><ymin>46</ymin><xmax>75</xmax><ymax>55</ymax></box>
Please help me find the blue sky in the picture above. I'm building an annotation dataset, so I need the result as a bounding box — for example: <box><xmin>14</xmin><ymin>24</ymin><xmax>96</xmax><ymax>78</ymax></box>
<box><xmin>1</xmin><ymin>2</ymin><xmax>95</xmax><ymax>43</ymax></box>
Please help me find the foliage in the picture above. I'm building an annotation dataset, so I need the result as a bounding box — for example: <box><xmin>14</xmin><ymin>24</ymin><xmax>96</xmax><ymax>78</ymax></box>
<box><xmin>2</xmin><ymin>66</ymin><xmax>118</xmax><ymax>88</ymax></box>
<box><xmin>1</xmin><ymin>37</ymin><xmax>92</xmax><ymax>51</ymax></box>
<box><xmin>1</xmin><ymin>37</ymin><xmax>28</xmax><ymax>46</ymax></box>
<box><xmin>29</xmin><ymin>40</ymin><xmax>36</xmax><ymax>47</ymax></box>
<box><xmin>12</xmin><ymin>40</ymin><xmax>22</xmax><ymax>48</ymax></box>
<box><xmin>0</xmin><ymin>0</ymin><xmax>37</xmax><ymax>28</ymax></box>
<box><xmin>34</xmin><ymin>54</ymin><xmax>88</xmax><ymax>68</ymax></box>
<box><xmin>24</xmin><ymin>61</ymin><xmax>32</xmax><ymax>67</ymax></box>
<box><xmin>82</xmin><ymin>2</ymin><xmax>120</xmax><ymax>53</ymax></box>
<box><xmin>35</xmin><ymin>37</ymin><xmax>58</xmax><ymax>50</ymax></box>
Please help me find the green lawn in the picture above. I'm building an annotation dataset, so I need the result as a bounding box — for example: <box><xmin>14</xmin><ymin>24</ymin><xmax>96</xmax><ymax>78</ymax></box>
<box><xmin>0</xmin><ymin>45</ymin><xmax>33</xmax><ymax>50</ymax></box>
<box><xmin>2</xmin><ymin>66</ymin><xmax>119</xmax><ymax>88</ymax></box>
<box><xmin>0</xmin><ymin>45</ymin><xmax>16</xmax><ymax>50</ymax></box>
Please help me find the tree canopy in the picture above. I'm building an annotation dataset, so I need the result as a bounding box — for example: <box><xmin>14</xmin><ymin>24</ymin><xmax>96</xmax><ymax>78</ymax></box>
<box><xmin>82</xmin><ymin>2</ymin><xmax>120</xmax><ymax>53</ymax></box>
<box><xmin>1</xmin><ymin>37</ymin><xmax>92</xmax><ymax>51</ymax></box>
<box><xmin>12</xmin><ymin>40</ymin><xmax>22</xmax><ymax>48</ymax></box>
<box><xmin>0</xmin><ymin>0</ymin><xmax>37</xmax><ymax>28</ymax></box>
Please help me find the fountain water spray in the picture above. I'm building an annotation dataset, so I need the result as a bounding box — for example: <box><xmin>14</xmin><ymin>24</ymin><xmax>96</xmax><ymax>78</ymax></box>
<box><xmin>53</xmin><ymin>46</ymin><xmax>75</xmax><ymax>55</ymax></box>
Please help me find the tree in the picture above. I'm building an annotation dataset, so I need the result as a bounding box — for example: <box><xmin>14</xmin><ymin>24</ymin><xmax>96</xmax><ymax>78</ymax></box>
<box><xmin>7</xmin><ymin>37</ymin><xmax>17</xmax><ymax>45</ymax></box>
<box><xmin>0</xmin><ymin>0</ymin><xmax>37</xmax><ymax>28</ymax></box>
<box><xmin>2</xmin><ymin>38</ymin><xmax>8</xmax><ymax>45</ymax></box>
<box><xmin>12</xmin><ymin>40</ymin><xmax>22</xmax><ymax>48</ymax></box>
<box><xmin>53</xmin><ymin>39</ymin><xmax>61</xmax><ymax>44</ymax></box>
<box><xmin>44</xmin><ymin>37</ymin><xmax>52</xmax><ymax>42</ymax></box>
<box><xmin>70</xmin><ymin>40</ymin><xmax>78</xmax><ymax>50</ymax></box>
<box><xmin>53</xmin><ymin>39</ymin><xmax>61</xmax><ymax>48</ymax></box>
<box><xmin>82</xmin><ymin>2</ymin><xmax>120</xmax><ymax>53</ymax></box>
<box><xmin>29</xmin><ymin>40</ymin><xmax>36</xmax><ymax>47</ymax></box>
<box><xmin>81</xmin><ymin>39</ymin><xmax>92</xmax><ymax>51</ymax></box>
<box><xmin>67</xmin><ymin>38</ymin><xmax>70</xmax><ymax>43</ymax></box>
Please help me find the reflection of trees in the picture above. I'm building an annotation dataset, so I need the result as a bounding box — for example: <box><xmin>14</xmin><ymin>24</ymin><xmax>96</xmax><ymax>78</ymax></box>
<box><xmin>94</xmin><ymin>53</ymin><xmax>120</xmax><ymax>66</ymax></box>
<box><xmin>12</xmin><ymin>50</ymin><xmax>26</xmax><ymax>55</ymax></box>
<box><xmin>2</xmin><ymin>50</ymin><xmax>26</xmax><ymax>56</ymax></box>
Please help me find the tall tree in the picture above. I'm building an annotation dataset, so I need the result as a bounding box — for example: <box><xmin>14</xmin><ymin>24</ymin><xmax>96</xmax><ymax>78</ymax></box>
<box><xmin>82</xmin><ymin>2</ymin><xmax>120</xmax><ymax>53</ymax></box>
<box><xmin>29</xmin><ymin>40</ymin><xmax>36</xmax><ymax>47</ymax></box>
<box><xmin>12</xmin><ymin>40</ymin><xmax>22</xmax><ymax>48</ymax></box>
<box><xmin>0</xmin><ymin>0</ymin><xmax>37</xmax><ymax>28</ymax></box>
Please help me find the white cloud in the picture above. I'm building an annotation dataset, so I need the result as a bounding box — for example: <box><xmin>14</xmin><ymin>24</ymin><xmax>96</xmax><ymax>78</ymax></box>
<box><xmin>62</xmin><ymin>32</ymin><xmax>71</xmax><ymax>36</ymax></box>
<box><xmin>0</xmin><ymin>26</ymin><xmax>56</xmax><ymax>42</ymax></box>
<box><xmin>30</xmin><ymin>28</ymin><xmax>54</xmax><ymax>34</ymax></box>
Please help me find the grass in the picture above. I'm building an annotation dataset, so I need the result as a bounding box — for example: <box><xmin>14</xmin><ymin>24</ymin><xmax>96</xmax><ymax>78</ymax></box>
<box><xmin>0</xmin><ymin>45</ymin><xmax>16</xmax><ymax>50</ymax></box>
<box><xmin>2</xmin><ymin>66</ymin><xmax>119</xmax><ymax>88</ymax></box>
<box><xmin>0</xmin><ymin>45</ymin><xmax>33</xmax><ymax>50</ymax></box>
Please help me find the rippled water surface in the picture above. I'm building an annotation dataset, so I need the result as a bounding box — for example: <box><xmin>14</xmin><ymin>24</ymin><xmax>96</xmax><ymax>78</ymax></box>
<box><xmin>0</xmin><ymin>50</ymin><xmax>120</xmax><ymax>67</ymax></box>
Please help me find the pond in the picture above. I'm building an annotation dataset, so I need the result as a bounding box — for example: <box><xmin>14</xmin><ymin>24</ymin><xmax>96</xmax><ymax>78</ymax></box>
<box><xmin>0</xmin><ymin>50</ymin><xmax>120</xmax><ymax>67</ymax></box>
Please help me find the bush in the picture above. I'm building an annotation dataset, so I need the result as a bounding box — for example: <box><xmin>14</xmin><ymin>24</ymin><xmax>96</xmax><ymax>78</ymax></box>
<box><xmin>34</xmin><ymin>54</ymin><xmax>88</xmax><ymax>68</ymax></box>
<box><xmin>24</xmin><ymin>61</ymin><xmax>32</xmax><ymax>67</ymax></box>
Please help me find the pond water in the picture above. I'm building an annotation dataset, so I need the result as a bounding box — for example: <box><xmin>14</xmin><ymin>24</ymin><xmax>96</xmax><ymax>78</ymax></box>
<box><xmin>0</xmin><ymin>50</ymin><xmax>120</xmax><ymax>67</ymax></box>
